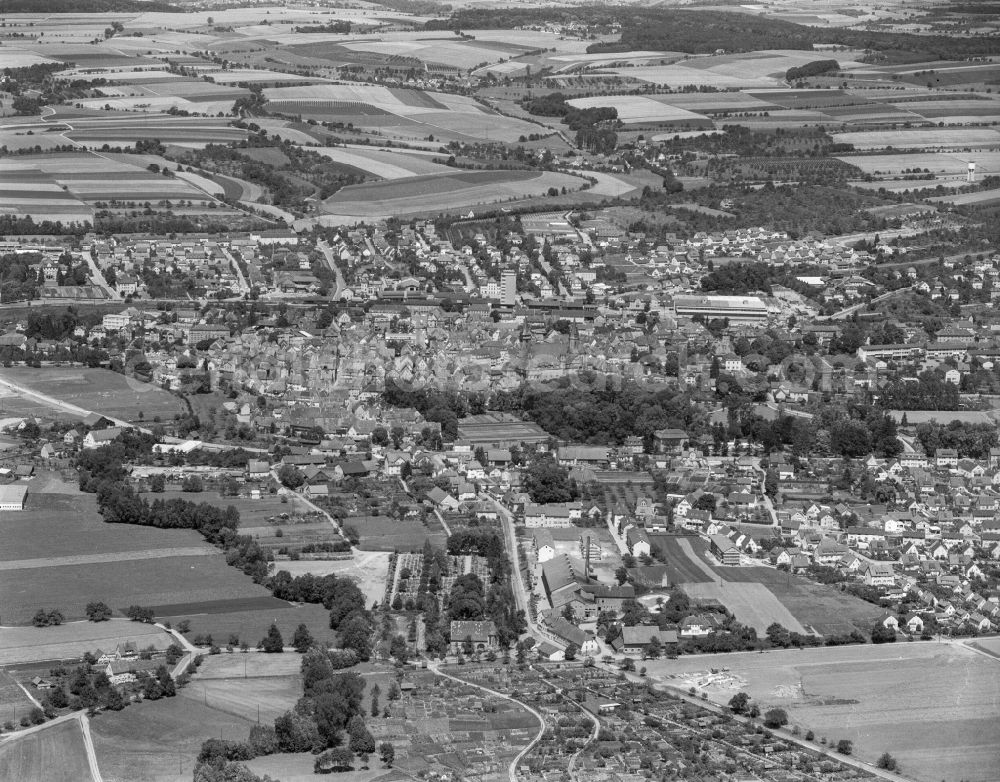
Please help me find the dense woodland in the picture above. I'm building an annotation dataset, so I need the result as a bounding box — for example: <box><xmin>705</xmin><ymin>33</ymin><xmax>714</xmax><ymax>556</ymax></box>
<box><xmin>429</xmin><ymin>6</ymin><xmax>999</xmax><ymax>59</ymax></box>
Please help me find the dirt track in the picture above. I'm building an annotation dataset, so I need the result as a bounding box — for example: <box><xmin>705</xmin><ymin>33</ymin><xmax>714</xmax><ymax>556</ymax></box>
<box><xmin>0</xmin><ymin>547</ymin><xmax>214</xmax><ymax>571</ymax></box>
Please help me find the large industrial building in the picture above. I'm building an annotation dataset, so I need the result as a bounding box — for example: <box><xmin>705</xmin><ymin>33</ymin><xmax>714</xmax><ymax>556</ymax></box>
<box><xmin>673</xmin><ymin>294</ymin><xmax>769</xmax><ymax>323</ymax></box>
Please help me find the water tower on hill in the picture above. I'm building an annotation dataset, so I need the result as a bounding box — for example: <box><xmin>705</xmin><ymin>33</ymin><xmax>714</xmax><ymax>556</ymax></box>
<box><xmin>968</xmin><ymin>162</ymin><xmax>976</xmax><ymax>183</ymax></box>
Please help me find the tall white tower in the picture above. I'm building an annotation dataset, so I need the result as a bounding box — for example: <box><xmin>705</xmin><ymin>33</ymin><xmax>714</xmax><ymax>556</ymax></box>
<box><xmin>968</xmin><ymin>162</ymin><xmax>976</xmax><ymax>183</ymax></box>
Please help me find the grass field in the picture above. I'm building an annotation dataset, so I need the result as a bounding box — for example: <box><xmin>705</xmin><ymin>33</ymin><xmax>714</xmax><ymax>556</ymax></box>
<box><xmin>351</xmin><ymin>514</ymin><xmax>445</xmax><ymax>552</ymax></box>
<box><xmin>644</xmin><ymin>642</ymin><xmax>1000</xmax><ymax>782</ymax></box>
<box><xmin>0</xmin><ymin>620</ymin><xmax>173</xmax><ymax>666</ymax></box>
<box><xmin>323</xmin><ymin>169</ymin><xmax>584</xmax><ymax>218</ymax></box>
<box><xmin>0</xmin><ymin>668</ymin><xmax>40</xmax><ymax>725</ymax></box>
<box><xmin>0</xmin><ymin>551</ymin><xmax>273</xmax><ymax>626</ymax></box>
<box><xmin>91</xmin><ymin>692</ymin><xmax>255</xmax><ymax>782</ymax></box>
<box><xmin>0</xmin><ymin>367</ymin><xmax>184</xmax><ymax>422</ymax></box>
<box><xmin>653</xmin><ymin>535</ymin><xmax>882</xmax><ymax>636</ymax></box>
<box><xmin>566</xmin><ymin>95</ymin><xmax>711</xmax><ymax>126</ymax></box>
<box><xmin>833</xmin><ymin>128</ymin><xmax>1000</xmax><ymax>150</ymax></box>
<box><xmin>159</xmin><ymin>603</ymin><xmax>333</xmax><ymax>649</ymax></box>
<box><xmin>313</xmin><ymin>147</ymin><xmax>455</xmax><ymax>179</ymax></box>
<box><xmin>180</xmin><ymin>653</ymin><xmax>301</xmax><ymax>723</ymax></box>
<box><xmin>0</xmin><ymin>718</ymin><xmax>93</xmax><ymax>782</ymax></box>
<box><xmin>0</xmin><ymin>493</ymin><xmax>212</xmax><ymax>564</ymax></box>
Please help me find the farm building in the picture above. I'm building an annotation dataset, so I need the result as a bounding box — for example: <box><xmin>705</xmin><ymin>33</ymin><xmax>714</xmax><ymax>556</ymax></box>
<box><xmin>611</xmin><ymin>625</ymin><xmax>679</xmax><ymax>656</ymax></box>
<box><xmin>0</xmin><ymin>483</ymin><xmax>28</xmax><ymax>510</ymax></box>
<box><xmin>83</xmin><ymin>427</ymin><xmax>125</xmax><ymax>449</ymax></box>
<box><xmin>710</xmin><ymin>534</ymin><xmax>741</xmax><ymax>565</ymax></box>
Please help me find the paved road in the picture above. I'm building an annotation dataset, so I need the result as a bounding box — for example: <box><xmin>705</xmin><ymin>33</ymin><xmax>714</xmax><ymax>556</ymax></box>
<box><xmin>430</xmin><ymin>662</ymin><xmax>545</xmax><ymax>782</ymax></box>
<box><xmin>486</xmin><ymin>493</ymin><xmax>559</xmax><ymax>646</ymax></box>
<box><xmin>317</xmin><ymin>239</ymin><xmax>347</xmax><ymax>299</ymax></box>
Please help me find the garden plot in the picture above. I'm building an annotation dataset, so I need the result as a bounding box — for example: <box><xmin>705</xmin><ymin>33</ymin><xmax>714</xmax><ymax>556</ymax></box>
<box><xmin>645</xmin><ymin>643</ymin><xmax>1000</xmax><ymax>782</ymax></box>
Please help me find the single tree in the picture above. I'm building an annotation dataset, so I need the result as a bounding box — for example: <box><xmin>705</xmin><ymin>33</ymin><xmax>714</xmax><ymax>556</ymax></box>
<box><xmin>876</xmin><ymin>752</ymin><xmax>898</xmax><ymax>771</ymax></box>
<box><xmin>292</xmin><ymin>623</ymin><xmax>314</xmax><ymax>653</ymax></box>
<box><xmin>85</xmin><ymin>602</ymin><xmax>112</xmax><ymax>622</ymax></box>
<box><xmin>728</xmin><ymin>692</ymin><xmax>750</xmax><ymax>715</ymax></box>
<box><xmin>379</xmin><ymin>741</ymin><xmax>395</xmax><ymax>767</ymax></box>
<box><xmin>836</xmin><ymin>739</ymin><xmax>853</xmax><ymax>755</ymax></box>
<box><xmin>262</xmin><ymin>623</ymin><xmax>284</xmax><ymax>653</ymax></box>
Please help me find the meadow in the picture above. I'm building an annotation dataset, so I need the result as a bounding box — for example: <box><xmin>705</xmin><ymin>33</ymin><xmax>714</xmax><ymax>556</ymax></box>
<box><xmin>0</xmin><ymin>492</ymin><xmax>212</xmax><ymax>564</ymax></box>
<box><xmin>313</xmin><ymin>146</ymin><xmax>455</xmax><ymax>180</ymax></box>
<box><xmin>0</xmin><ymin>366</ymin><xmax>185</xmax><ymax>422</ymax></box>
<box><xmin>0</xmin><ymin>620</ymin><xmax>174</xmax><ymax>666</ymax></box>
<box><xmin>179</xmin><ymin>652</ymin><xmax>301</xmax><ymax>724</ymax></box>
<box><xmin>565</xmin><ymin>95</ymin><xmax>711</xmax><ymax>126</ymax></box>
<box><xmin>652</xmin><ymin>535</ymin><xmax>882</xmax><ymax>636</ymax></box>
<box><xmin>0</xmin><ymin>718</ymin><xmax>94</xmax><ymax>782</ymax></box>
<box><xmin>91</xmin><ymin>693</ymin><xmax>256</xmax><ymax>782</ymax></box>
<box><xmin>0</xmin><ymin>553</ymin><xmax>274</xmax><ymax>627</ymax></box>
<box><xmin>350</xmin><ymin>514</ymin><xmax>446</xmax><ymax>552</ymax></box>
<box><xmin>157</xmin><ymin>603</ymin><xmax>332</xmax><ymax>650</ymax></box>
<box><xmin>323</xmin><ymin>170</ymin><xmax>584</xmax><ymax>219</ymax></box>
<box><xmin>833</xmin><ymin>128</ymin><xmax>1000</xmax><ymax>151</ymax></box>
<box><xmin>644</xmin><ymin>642</ymin><xmax>1000</xmax><ymax>782</ymax></box>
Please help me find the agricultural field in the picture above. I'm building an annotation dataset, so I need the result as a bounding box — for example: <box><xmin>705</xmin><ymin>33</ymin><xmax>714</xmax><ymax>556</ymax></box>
<box><xmin>0</xmin><ymin>620</ymin><xmax>174</xmax><ymax>666</ymax></box>
<box><xmin>838</xmin><ymin>151</ymin><xmax>1000</xmax><ymax>177</ymax></box>
<box><xmin>157</xmin><ymin>603</ymin><xmax>333</xmax><ymax>651</ymax></box>
<box><xmin>652</xmin><ymin>535</ymin><xmax>882</xmax><ymax>636</ymax></box>
<box><xmin>90</xmin><ymin>691</ymin><xmax>256</xmax><ymax>782</ymax></box>
<box><xmin>263</xmin><ymin>84</ymin><xmax>543</xmax><ymax>143</ymax></box>
<box><xmin>313</xmin><ymin>146</ymin><xmax>456</xmax><ymax>180</ymax></box>
<box><xmin>179</xmin><ymin>652</ymin><xmax>301</xmax><ymax>724</ymax></box>
<box><xmin>0</xmin><ymin>492</ymin><xmax>212</xmax><ymax>564</ymax></box>
<box><xmin>0</xmin><ymin>488</ymin><xmax>280</xmax><ymax>627</ymax></box>
<box><xmin>0</xmin><ymin>667</ymin><xmax>36</xmax><ymax>726</ymax></box>
<box><xmin>349</xmin><ymin>514</ymin><xmax>446</xmax><ymax>552</ymax></box>
<box><xmin>927</xmin><ymin>188</ymin><xmax>1000</xmax><ymax>206</ymax></box>
<box><xmin>0</xmin><ymin>366</ymin><xmax>185</xmax><ymax>422</ymax></box>
<box><xmin>0</xmin><ymin>717</ymin><xmax>94</xmax><ymax>782</ymax></box>
<box><xmin>643</xmin><ymin>642</ymin><xmax>1000</xmax><ymax>782</ymax></box>
<box><xmin>601</xmin><ymin>49</ymin><xmax>869</xmax><ymax>89</ymax></box>
<box><xmin>0</xmin><ymin>151</ymin><xmax>240</xmax><ymax>226</ymax></box>
<box><xmin>565</xmin><ymin>95</ymin><xmax>711</xmax><ymax>127</ymax></box>
<box><xmin>833</xmin><ymin>128</ymin><xmax>1000</xmax><ymax>151</ymax></box>
<box><xmin>322</xmin><ymin>169</ymin><xmax>586</xmax><ymax>219</ymax></box>
<box><xmin>0</xmin><ymin>551</ymin><xmax>275</xmax><ymax>626</ymax></box>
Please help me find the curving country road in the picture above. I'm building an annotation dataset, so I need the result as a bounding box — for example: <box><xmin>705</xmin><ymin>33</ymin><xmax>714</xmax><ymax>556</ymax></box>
<box><xmin>430</xmin><ymin>662</ymin><xmax>545</xmax><ymax>782</ymax></box>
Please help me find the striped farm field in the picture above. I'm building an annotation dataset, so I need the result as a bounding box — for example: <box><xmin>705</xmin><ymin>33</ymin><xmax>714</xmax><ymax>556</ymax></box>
<box><xmin>313</xmin><ymin>146</ymin><xmax>455</xmax><ymax>179</ymax></box>
<box><xmin>832</xmin><ymin>128</ymin><xmax>1000</xmax><ymax>150</ymax></box>
<box><xmin>837</xmin><ymin>151</ymin><xmax>1000</xmax><ymax>176</ymax></box>
<box><xmin>566</xmin><ymin>95</ymin><xmax>711</xmax><ymax>125</ymax></box>
<box><xmin>322</xmin><ymin>169</ymin><xmax>584</xmax><ymax>217</ymax></box>
<box><xmin>928</xmin><ymin>188</ymin><xmax>1000</xmax><ymax>206</ymax></box>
